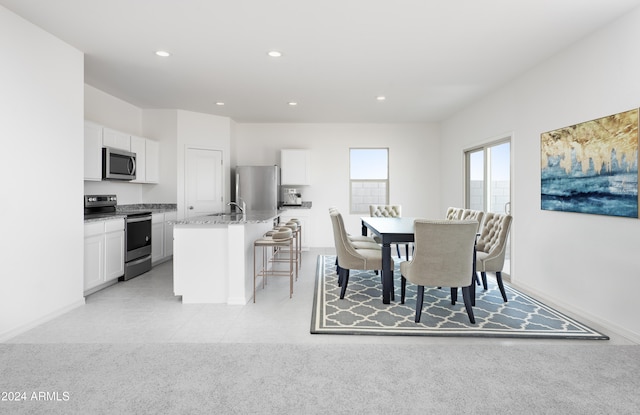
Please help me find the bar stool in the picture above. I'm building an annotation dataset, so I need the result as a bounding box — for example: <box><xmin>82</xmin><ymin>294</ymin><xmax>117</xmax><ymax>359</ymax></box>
<box><xmin>281</xmin><ymin>220</ymin><xmax>301</xmax><ymax>273</ymax></box>
<box><xmin>253</xmin><ymin>227</ymin><xmax>295</xmax><ymax>303</ymax></box>
<box><xmin>288</xmin><ymin>218</ymin><xmax>302</xmax><ymax>261</ymax></box>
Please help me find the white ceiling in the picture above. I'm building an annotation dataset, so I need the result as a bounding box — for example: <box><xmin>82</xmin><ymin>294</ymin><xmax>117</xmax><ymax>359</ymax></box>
<box><xmin>3</xmin><ymin>0</ymin><xmax>640</xmax><ymax>123</ymax></box>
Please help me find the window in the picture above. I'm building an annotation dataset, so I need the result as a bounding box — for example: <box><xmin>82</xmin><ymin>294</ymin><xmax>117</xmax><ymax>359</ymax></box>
<box><xmin>465</xmin><ymin>138</ymin><xmax>511</xmax><ymax>276</ymax></box>
<box><xmin>350</xmin><ymin>148</ymin><xmax>389</xmax><ymax>213</ymax></box>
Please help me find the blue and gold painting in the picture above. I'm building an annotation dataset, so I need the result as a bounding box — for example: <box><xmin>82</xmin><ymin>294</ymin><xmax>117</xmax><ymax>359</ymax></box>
<box><xmin>541</xmin><ymin>109</ymin><xmax>639</xmax><ymax>218</ymax></box>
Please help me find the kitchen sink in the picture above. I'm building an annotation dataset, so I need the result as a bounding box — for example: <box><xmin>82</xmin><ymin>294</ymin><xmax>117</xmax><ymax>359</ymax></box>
<box><xmin>207</xmin><ymin>212</ymin><xmax>245</xmax><ymax>219</ymax></box>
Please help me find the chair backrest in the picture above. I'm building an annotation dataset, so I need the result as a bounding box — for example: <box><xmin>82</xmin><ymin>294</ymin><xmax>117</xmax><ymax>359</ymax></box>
<box><xmin>369</xmin><ymin>205</ymin><xmax>402</xmax><ymax>218</ymax></box>
<box><xmin>461</xmin><ymin>209</ymin><xmax>485</xmax><ymax>232</ymax></box>
<box><xmin>475</xmin><ymin>212</ymin><xmax>512</xmax><ymax>260</ymax></box>
<box><xmin>408</xmin><ymin>220</ymin><xmax>478</xmax><ymax>287</ymax></box>
<box><xmin>445</xmin><ymin>207</ymin><xmax>464</xmax><ymax>220</ymax></box>
<box><xmin>329</xmin><ymin>211</ymin><xmax>362</xmax><ymax>265</ymax></box>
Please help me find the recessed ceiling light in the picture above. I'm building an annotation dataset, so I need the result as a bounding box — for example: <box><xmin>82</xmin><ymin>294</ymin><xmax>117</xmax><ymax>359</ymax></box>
<box><xmin>155</xmin><ymin>50</ymin><xmax>171</xmax><ymax>57</ymax></box>
<box><xmin>268</xmin><ymin>50</ymin><xmax>283</xmax><ymax>58</ymax></box>
<box><xmin>215</xmin><ymin>102</ymin><xmax>225</xmax><ymax>106</ymax></box>
<box><xmin>288</xmin><ymin>102</ymin><xmax>298</xmax><ymax>106</ymax></box>
<box><xmin>376</xmin><ymin>96</ymin><xmax>386</xmax><ymax>101</ymax></box>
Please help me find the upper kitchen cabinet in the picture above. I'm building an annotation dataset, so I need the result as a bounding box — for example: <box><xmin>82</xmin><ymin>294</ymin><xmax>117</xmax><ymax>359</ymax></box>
<box><xmin>84</xmin><ymin>121</ymin><xmax>103</xmax><ymax>181</ymax></box>
<box><xmin>131</xmin><ymin>135</ymin><xmax>159</xmax><ymax>184</ymax></box>
<box><xmin>145</xmin><ymin>139</ymin><xmax>159</xmax><ymax>183</ymax></box>
<box><xmin>281</xmin><ymin>149</ymin><xmax>311</xmax><ymax>185</ymax></box>
<box><xmin>84</xmin><ymin>121</ymin><xmax>159</xmax><ymax>184</ymax></box>
<box><xmin>102</xmin><ymin>127</ymin><xmax>131</xmax><ymax>151</ymax></box>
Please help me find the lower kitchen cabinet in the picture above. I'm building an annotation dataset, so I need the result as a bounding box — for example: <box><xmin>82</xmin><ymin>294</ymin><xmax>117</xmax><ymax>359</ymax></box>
<box><xmin>152</xmin><ymin>211</ymin><xmax>176</xmax><ymax>264</ymax></box>
<box><xmin>84</xmin><ymin>218</ymin><xmax>124</xmax><ymax>293</ymax></box>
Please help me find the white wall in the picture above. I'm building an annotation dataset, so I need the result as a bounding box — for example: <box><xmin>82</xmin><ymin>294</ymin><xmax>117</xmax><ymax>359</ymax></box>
<box><xmin>234</xmin><ymin>123</ymin><xmax>440</xmax><ymax>247</ymax></box>
<box><xmin>176</xmin><ymin>110</ymin><xmax>232</xmax><ymax>219</ymax></box>
<box><xmin>84</xmin><ymin>84</ymin><xmax>145</xmax><ymax>204</ymax></box>
<box><xmin>0</xmin><ymin>7</ymin><xmax>85</xmax><ymax>340</ymax></box>
<box><xmin>440</xmin><ymin>8</ymin><xmax>640</xmax><ymax>341</ymax></box>
<box><xmin>142</xmin><ymin>109</ymin><xmax>179</xmax><ymax>203</ymax></box>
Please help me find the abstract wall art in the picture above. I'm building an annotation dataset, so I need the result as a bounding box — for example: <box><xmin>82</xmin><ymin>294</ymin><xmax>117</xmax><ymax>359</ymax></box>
<box><xmin>541</xmin><ymin>109</ymin><xmax>639</xmax><ymax>218</ymax></box>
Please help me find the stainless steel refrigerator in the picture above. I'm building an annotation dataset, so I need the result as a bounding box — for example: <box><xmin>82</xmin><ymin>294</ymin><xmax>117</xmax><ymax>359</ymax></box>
<box><xmin>234</xmin><ymin>165</ymin><xmax>280</xmax><ymax>211</ymax></box>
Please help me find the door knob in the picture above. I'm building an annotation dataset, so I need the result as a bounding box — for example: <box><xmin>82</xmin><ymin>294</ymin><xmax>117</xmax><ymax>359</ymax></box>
<box><xmin>189</xmin><ymin>206</ymin><xmax>194</xmax><ymax>210</ymax></box>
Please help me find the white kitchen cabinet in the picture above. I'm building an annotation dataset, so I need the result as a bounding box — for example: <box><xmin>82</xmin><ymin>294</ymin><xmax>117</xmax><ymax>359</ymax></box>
<box><xmin>152</xmin><ymin>211</ymin><xmax>176</xmax><ymax>264</ymax></box>
<box><xmin>130</xmin><ymin>135</ymin><xmax>146</xmax><ymax>183</ymax></box>
<box><xmin>104</xmin><ymin>219</ymin><xmax>125</xmax><ymax>281</ymax></box>
<box><xmin>279</xmin><ymin>209</ymin><xmax>310</xmax><ymax>250</ymax></box>
<box><xmin>281</xmin><ymin>149</ymin><xmax>311</xmax><ymax>185</ymax></box>
<box><xmin>84</xmin><ymin>121</ymin><xmax>160</xmax><ymax>184</ymax></box>
<box><xmin>84</xmin><ymin>121</ymin><xmax>103</xmax><ymax>181</ymax></box>
<box><xmin>145</xmin><ymin>139</ymin><xmax>159</xmax><ymax>183</ymax></box>
<box><xmin>152</xmin><ymin>213</ymin><xmax>164</xmax><ymax>263</ymax></box>
<box><xmin>102</xmin><ymin>127</ymin><xmax>131</xmax><ymax>151</ymax></box>
<box><xmin>84</xmin><ymin>232</ymin><xmax>105</xmax><ymax>290</ymax></box>
<box><xmin>84</xmin><ymin>218</ymin><xmax>124</xmax><ymax>293</ymax></box>
<box><xmin>164</xmin><ymin>211</ymin><xmax>176</xmax><ymax>258</ymax></box>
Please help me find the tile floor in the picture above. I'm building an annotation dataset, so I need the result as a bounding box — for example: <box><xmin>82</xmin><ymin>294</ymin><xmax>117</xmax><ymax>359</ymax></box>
<box><xmin>6</xmin><ymin>248</ymin><xmax>635</xmax><ymax>345</ymax></box>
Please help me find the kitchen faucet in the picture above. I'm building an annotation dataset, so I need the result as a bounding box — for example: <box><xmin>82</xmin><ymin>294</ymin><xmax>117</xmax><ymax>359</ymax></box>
<box><xmin>228</xmin><ymin>199</ymin><xmax>246</xmax><ymax>213</ymax></box>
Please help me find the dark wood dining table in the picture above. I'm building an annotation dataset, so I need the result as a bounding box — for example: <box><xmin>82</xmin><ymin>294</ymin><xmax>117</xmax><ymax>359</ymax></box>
<box><xmin>361</xmin><ymin>216</ymin><xmax>477</xmax><ymax>304</ymax></box>
<box><xmin>361</xmin><ymin>217</ymin><xmax>415</xmax><ymax>304</ymax></box>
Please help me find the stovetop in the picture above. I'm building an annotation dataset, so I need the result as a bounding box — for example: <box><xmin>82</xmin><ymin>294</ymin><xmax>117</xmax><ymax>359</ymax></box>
<box><xmin>84</xmin><ymin>194</ymin><xmax>151</xmax><ymax>220</ymax></box>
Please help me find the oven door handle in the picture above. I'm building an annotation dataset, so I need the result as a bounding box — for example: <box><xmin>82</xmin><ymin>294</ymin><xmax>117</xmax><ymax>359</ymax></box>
<box><xmin>126</xmin><ymin>216</ymin><xmax>151</xmax><ymax>224</ymax></box>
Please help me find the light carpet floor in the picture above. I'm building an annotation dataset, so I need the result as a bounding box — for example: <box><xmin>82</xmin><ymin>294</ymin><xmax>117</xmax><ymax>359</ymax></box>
<box><xmin>1</xmin><ymin>343</ymin><xmax>640</xmax><ymax>414</ymax></box>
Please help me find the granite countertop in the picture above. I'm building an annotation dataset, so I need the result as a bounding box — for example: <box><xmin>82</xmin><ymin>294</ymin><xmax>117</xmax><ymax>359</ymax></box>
<box><xmin>171</xmin><ymin>210</ymin><xmax>280</xmax><ymax>225</ymax></box>
<box><xmin>84</xmin><ymin>213</ymin><xmax>127</xmax><ymax>223</ymax></box>
<box><xmin>117</xmin><ymin>203</ymin><xmax>177</xmax><ymax>214</ymax></box>
<box><xmin>84</xmin><ymin>203</ymin><xmax>177</xmax><ymax>223</ymax></box>
<box><xmin>280</xmin><ymin>201</ymin><xmax>312</xmax><ymax>209</ymax></box>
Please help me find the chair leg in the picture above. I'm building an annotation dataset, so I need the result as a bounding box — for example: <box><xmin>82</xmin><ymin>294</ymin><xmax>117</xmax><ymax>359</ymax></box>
<box><xmin>450</xmin><ymin>287</ymin><xmax>458</xmax><ymax>305</ymax></box>
<box><xmin>396</xmin><ymin>244</ymin><xmax>401</xmax><ymax>259</ymax></box>
<box><xmin>401</xmin><ymin>275</ymin><xmax>407</xmax><ymax>304</ymax></box>
<box><xmin>496</xmin><ymin>271</ymin><xmax>508</xmax><ymax>302</ymax></box>
<box><xmin>391</xmin><ymin>270</ymin><xmax>395</xmax><ymax>302</ymax></box>
<box><xmin>415</xmin><ymin>285</ymin><xmax>424</xmax><ymax>323</ymax></box>
<box><xmin>405</xmin><ymin>244</ymin><xmax>410</xmax><ymax>260</ymax></box>
<box><xmin>339</xmin><ymin>268</ymin><xmax>350</xmax><ymax>299</ymax></box>
<box><xmin>461</xmin><ymin>286</ymin><xmax>476</xmax><ymax>324</ymax></box>
<box><xmin>481</xmin><ymin>271</ymin><xmax>488</xmax><ymax>290</ymax></box>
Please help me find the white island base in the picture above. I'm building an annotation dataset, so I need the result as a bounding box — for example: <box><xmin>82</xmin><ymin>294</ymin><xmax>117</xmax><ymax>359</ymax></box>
<box><xmin>173</xmin><ymin>219</ymin><xmax>274</xmax><ymax>304</ymax></box>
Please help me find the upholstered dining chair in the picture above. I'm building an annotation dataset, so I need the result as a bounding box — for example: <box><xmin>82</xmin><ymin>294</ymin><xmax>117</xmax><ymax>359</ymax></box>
<box><xmin>459</xmin><ymin>208</ymin><xmax>485</xmax><ymax>287</ymax></box>
<box><xmin>369</xmin><ymin>204</ymin><xmax>409</xmax><ymax>259</ymax></box>
<box><xmin>475</xmin><ymin>212</ymin><xmax>513</xmax><ymax>302</ymax></box>
<box><xmin>460</xmin><ymin>209</ymin><xmax>485</xmax><ymax>230</ymax></box>
<box><xmin>328</xmin><ymin>207</ymin><xmax>380</xmax><ymax>278</ymax></box>
<box><xmin>445</xmin><ymin>207</ymin><xmax>464</xmax><ymax>220</ymax></box>
<box><xmin>400</xmin><ymin>220</ymin><xmax>478</xmax><ymax>324</ymax></box>
<box><xmin>330</xmin><ymin>210</ymin><xmax>390</xmax><ymax>299</ymax></box>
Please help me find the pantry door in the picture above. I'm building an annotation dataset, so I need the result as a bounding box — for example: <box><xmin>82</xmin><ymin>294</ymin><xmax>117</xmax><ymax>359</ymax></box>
<box><xmin>185</xmin><ymin>148</ymin><xmax>223</xmax><ymax>218</ymax></box>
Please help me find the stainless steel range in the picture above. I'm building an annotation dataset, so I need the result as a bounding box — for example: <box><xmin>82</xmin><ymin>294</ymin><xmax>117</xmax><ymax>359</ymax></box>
<box><xmin>84</xmin><ymin>195</ymin><xmax>152</xmax><ymax>280</ymax></box>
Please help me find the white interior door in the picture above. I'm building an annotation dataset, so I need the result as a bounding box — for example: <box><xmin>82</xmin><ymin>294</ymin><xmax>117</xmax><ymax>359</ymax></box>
<box><xmin>185</xmin><ymin>148</ymin><xmax>223</xmax><ymax>218</ymax></box>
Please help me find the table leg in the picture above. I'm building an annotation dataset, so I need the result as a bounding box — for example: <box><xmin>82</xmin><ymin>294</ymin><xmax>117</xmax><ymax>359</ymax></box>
<box><xmin>471</xmin><ymin>245</ymin><xmax>477</xmax><ymax>306</ymax></box>
<box><xmin>382</xmin><ymin>243</ymin><xmax>392</xmax><ymax>304</ymax></box>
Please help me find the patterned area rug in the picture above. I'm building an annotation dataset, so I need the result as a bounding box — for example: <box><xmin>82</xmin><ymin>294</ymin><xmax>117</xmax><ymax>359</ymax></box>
<box><xmin>311</xmin><ymin>255</ymin><xmax>608</xmax><ymax>339</ymax></box>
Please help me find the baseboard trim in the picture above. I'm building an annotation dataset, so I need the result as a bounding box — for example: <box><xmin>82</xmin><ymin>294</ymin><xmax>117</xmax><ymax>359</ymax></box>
<box><xmin>512</xmin><ymin>281</ymin><xmax>640</xmax><ymax>344</ymax></box>
<box><xmin>0</xmin><ymin>298</ymin><xmax>86</xmax><ymax>343</ymax></box>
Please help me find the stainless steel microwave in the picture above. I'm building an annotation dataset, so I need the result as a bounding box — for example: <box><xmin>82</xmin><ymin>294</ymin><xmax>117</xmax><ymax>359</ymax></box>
<box><xmin>102</xmin><ymin>147</ymin><xmax>136</xmax><ymax>181</ymax></box>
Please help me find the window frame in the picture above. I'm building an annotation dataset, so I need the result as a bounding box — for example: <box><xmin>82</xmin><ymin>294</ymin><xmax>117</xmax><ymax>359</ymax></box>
<box><xmin>349</xmin><ymin>147</ymin><xmax>390</xmax><ymax>214</ymax></box>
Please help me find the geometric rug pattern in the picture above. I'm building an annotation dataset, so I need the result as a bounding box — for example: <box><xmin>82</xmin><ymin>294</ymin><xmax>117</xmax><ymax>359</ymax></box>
<box><xmin>311</xmin><ymin>255</ymin><xmax>609</xmax><ymax>339</ymax></box>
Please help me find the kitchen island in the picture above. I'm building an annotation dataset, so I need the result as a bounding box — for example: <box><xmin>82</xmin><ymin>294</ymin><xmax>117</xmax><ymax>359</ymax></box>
<box><xmin>171</xmin><ymin>211</ymin><xmax>279</xmax><ymax>304</ymax></box>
